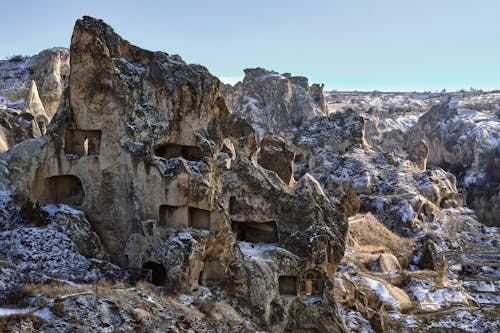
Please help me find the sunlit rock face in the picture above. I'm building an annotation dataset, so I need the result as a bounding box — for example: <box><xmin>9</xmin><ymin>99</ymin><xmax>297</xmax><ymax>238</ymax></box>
<box><xmin>0</xmin><ymin>48</ymin><xmax>69</xmax><ymax>116</ymax></box>
<box><xmin>6</xmin><ymin>16</ymin><xmax>348</xmax><ymax>332</ymax></box>
<box><xmin>222</xmin><ymin>67</ymin><xmax>328</xmax><ymax>140</ymax></box>
<box><xmin>405</xmin><ymin>103</ymin><xmax>500</xmax><ymax>227</ymax></box>
<box><xmin>0</xmin><ymin>48</ymin><xmax>69</xmax><ymax>151</ymax></box>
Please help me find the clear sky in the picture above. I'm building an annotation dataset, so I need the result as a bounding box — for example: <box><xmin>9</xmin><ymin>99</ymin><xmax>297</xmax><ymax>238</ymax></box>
<box><xmin>2</xmin><ymin>0</ymin><xmax>499</xmax><ymax>91</ymax></box>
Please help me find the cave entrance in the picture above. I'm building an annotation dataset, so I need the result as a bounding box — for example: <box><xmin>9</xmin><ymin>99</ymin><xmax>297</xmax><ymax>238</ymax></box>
<box><xmin>188</xmin><ymin>207</ymin><xmax>211</xmax><ymax>229</ymax></box>
<box><xmin>294</xmin><ymin>152</ymin><xmax>305</xmax><ymax>163</ymax></box>
<box><xmin>198</xmin><ymin>260</ymin><xmax>225</xmax><ymax>286</ymax></box>
<box><xmin>141</xmin><ymin>262</ymin><xmax>166</xmax><ymax>286</ymax></box>
<box><xmin>231</xmin><ymin>221</ymin><xmax>278</xmax><ymax>243</ymax></box>
<box><xmin>44</xmin><ymin>175</ymin><xmax>84</xmax><ymax>206</ymax></box>
<box><xmin>158</xmin><ymin>205</ymin><xmax>211</xmax><ymax>229</ymax></box>
<box><xmin>64</xmin><ymin>129</ymin><xmax>101</xmax><ymax>156</ymax></box>
<box><xmin>159</xmin><ymin>205</ymin><xmax>188</xmax><ymax>228</ymax></box>
<box><xmin>154</xmin><ymin>144</ymin><xmax>202</xmax><ymax>161</ymax></box>
<box><xmin>302</xmin><ymin>270</ymin><xmax>323</xmax><ymax>297</ymax></box>
<box><xmin>279</xmin><ymin>276</ymin><xmax>298</xmax><ymax>296</ymax></box>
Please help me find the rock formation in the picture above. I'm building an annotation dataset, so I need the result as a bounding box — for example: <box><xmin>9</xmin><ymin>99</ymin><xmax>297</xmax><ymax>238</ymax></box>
<box><xmin>0</xmin><ymin>48</ymin><xmax>69</xmax><ymax>116</ymax></box>
<box><xmin>405</xmin><ymin>103</ymin><xmax>499</xmax><ymax>227</ymax></box>
<box><xmin>223</xmin><ymin>76</ymin><xmax>499</xmax><ymax>331</ymax></box>
<box><xmin>222</xmin><ymin>68</ymin><xmax>328</xmax><ymax>139</ymax></box>
<box><xmin>0</xmin><ymin>16</ymin><xmax>347</xmax><ymax>332</ymax></box>
<box><xmin>0</xmin><ymin>15</ymin><xmax>498</xmax><ymax>333</ymax></box>
<box><xmin>292</xmin><ymin>109</ymin><xmax>499</xmax><ymax>332</ymax></box>
<box><xmin>0</xmin><ymin>48</ymin><xmax>69</xmax><ymax>151</ymax></box>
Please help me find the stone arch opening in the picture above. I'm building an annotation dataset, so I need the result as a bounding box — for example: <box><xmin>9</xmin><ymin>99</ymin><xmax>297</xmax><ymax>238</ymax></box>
<box><xmin>44</xmin><ymin>175</ymin><xmax>85</xmax><ymax>206</ymax></box>
<box><xmin>302</xmin><ymin>270</ymin><xmax>323</xmax><ymax>297</ymax></box>
<box><xmin>64</xmin><ymin>129</ymin><xmax>101</xmax><ymax>156</ymax></box>
<box><xmin>279</xmin><ymin>276</ymin><xmax>298</xmax><ymax>296</ymax></box>
<box><xmin>231</xmin><ymin>221</ymin><xmax>278</xmax><ymax>243</ymax></box>
<box><xmin>154</xmin><ymin>144</ymin><xmax>202</xmax><ymax>161</ymax></box>
<box><xmin>141</xmin><ymin>261</ymin><xmax>166</xmax><ymax>286</ymax></box>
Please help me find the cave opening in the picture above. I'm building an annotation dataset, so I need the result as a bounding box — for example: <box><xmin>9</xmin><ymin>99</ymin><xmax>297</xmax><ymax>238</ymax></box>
<box><xmin>141</xmin><ymin>261</ymin><xmax>167</xmax><ymax>286</ymax></box>
<box><xmin>154</xmin><ymin>144</ymin><xmax>202</xmax><ymax>161</ymax></box>
<box><xmin>279</xmin><ymin>276</ymin><xmax>298</xmax><ymax>296</ymax></box>
<box><xmin>188</xmin><ymin>207</ymin><xmax>211</xmax><ymax>229</ymax></box>
<box><xmin>198</xmin><ymin>260</ymin><xmax>225</xmax><ymax>286</ymax></box>
<box><xmin>302</xmin><ymin>270</ymin><xmax>323</xmax><ymax>297</ymax></box>
<box><xmin>64</xmin><ymin>129</ymin><xmax>101</xmax><ymax>156</ymax></box>
<box><xmin>158</xmin><ymin>205</ymin><xmax>211</xmax><ymax>229</ymax></box>
<box><xmin>159</xmin><ymin>205</ymin><xmax>187</xmax><ymax>228</ymax></box>
<box><xmin>44</xmin><ymin>175</ymin><xmax>85</xmax><ymax>206</ymax></box>
<box><xmin>231</xmin><ymin>220</ymin><xmax>278</xmax><ymax>243</ymax></box>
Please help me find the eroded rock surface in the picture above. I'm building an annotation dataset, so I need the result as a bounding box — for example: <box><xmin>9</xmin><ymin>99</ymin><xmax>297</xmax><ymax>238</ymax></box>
<box><xmin>222</xmin><ymin>68</ymin><xmax>328</xmax><ymax>139</ymax></box>
<box><xmin>0</xmin><ymin>49</ymin><xmax>69</xmax><ymax>151</ymax></box>
<box><xmin>0</xmin><ymin>16</ymin><xmax>348</xmax><ymax>333</ymax></box>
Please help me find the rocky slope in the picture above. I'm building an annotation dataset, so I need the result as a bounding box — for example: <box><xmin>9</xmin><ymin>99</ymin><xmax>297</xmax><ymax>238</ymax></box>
<box><xmin>222</xmin><ymin>68</ymin><xmax>327</xmax><ymax>140</ymax></box>
<box><xmin>405</xmin><ymin>104</ymin><xmax>499</xmax><ymax>227</ymax></box>
<box><xmin>224</xmin><ymin>78</ymin><xmax>499</xmax><ymax>330</ymax></box>
<box><xmin>0</xmin><ymin>16</ymin><xmax>347</xmax><ymax>332</ymax></box>
<box><xmin>325</xmin><ymin>91</ymin><xmax>500</xmax><ymax>227</ymax></box>
<box><xmin>292</xmin><ymin>110</ymin><xmax>499</xmax><ymax>332</ymax></box>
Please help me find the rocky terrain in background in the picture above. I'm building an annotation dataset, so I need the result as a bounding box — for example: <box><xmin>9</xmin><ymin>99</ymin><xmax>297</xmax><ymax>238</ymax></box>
<box><xmin>292</xmin><ymin>110</ymin><xmax>499</xmax><ymax>332</ymax></box>
<box><xmin>0</xmin><ymin>16</ymin><xmax>498</xmax><ymax>333</ymax></box>
<box><xmin>0</xmin><ymin>17</ymin><xmax>347</xmax><ymax>332</ymax></box>
<box><xmin>224</xmin><ymin>81</ymin><xmax>499</xmax><ymax>330</ymax></box>
<box><xmin>222</xmin><ymin>68</ymin><xmax>327</xmax><ymax>140</ymax></box>
<box><xmin>327</xmin><ymin>91</ymin><xmax>500</xmax><ymax>227</ymax></box>
<box><xmin>0</xmin><ymin>48</ymin><xmax>69</xmax><ymax>151</ymax></box>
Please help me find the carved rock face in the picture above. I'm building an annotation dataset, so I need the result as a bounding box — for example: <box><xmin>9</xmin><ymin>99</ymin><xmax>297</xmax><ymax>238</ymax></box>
<box><xmin>15</xmin><ymin>16</ymin><xmax>348</xmax><ymax>332</ymax></box>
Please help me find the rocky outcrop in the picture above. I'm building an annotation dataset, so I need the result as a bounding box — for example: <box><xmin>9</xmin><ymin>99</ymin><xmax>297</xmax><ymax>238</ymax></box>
<box><xmin>0</xmin><ymin>49</ymin><xmax>68</xmax><ymax>151</ymax></box>
<box><xmin>257</xmin><ymin>132</ymin><xmax>295</xmax><ymax>186</ymax></box>
<box><xmin>0</xmin><ymin>108</ymin><xmax>43</xmax><ymax>152</ymax></box>
<box><xmin>406</xmin><ymin>103</ymin><xmax>500</xmax><ymax>226</ymax></box>
<box><xmin>1</xmin><ymin>16</ymin><xmax>348</xmax><ymax>332</ymax></box>
<box><xmin>222</xmin><ymin>68</ymin><xmax>328</xmax><ymax>139</ymax></box>
<box><xmin>0</xmin><ymin>48</ymin><xmax>69</xmax><ymax>116</ymax></box>
<box><xmin>288</xmin><ymin>109</ymin><xmax>499</xmax><ymax>331</ymax></box>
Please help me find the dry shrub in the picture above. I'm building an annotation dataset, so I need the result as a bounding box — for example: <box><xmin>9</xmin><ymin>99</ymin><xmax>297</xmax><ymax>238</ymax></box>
<box><xmin>199</xmin><ymin>299</ymin><xmax>215</xmax><ymax>317</ymax></box>
<box><xmin>0</xmin><ymin>312</ymin><xmax>43</xmax><ymax>331</ymax></box>
<box><xmin>136</xmin><ymin>280</ymin><xmax>157</xmax><ymax>293</ymax></box>
<box><xmin>130</xmin><ymin>309</ymin><xmax>144</xmax><ymax>332</ymax></box>
<box><xmin>51</xmin><ymin>299</ymin><xmax>65</xmax><ymax>317</ymax></box>
<box><xmin>8</xmin><ymin>55</ymin><xmax>26</xmax><ymax>63</ymax></box>
<box><xmin>23</xmin><ymin>282</ymin><xmax>85</xmax><ymax>297</ymax></box>
<box><xmin>341</xmin><ymin>191</ymin><xmax>360</xmax><ymax>217</ymax></box>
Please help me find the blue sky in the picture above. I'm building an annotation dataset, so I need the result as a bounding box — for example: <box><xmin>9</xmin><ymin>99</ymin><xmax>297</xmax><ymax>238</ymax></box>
<box><xmin>2</xmin><ymin>0</ymin><xmax>499</xmax><ymax>91</ymax></box>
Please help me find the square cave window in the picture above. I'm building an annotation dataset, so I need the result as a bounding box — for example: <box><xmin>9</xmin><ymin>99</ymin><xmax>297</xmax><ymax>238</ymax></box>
<box><xmin>158</xmin><ymin>205</ymin><xmax>211</xmax><ymax>229</ymax></box>
<box><xmin>302</xmin><ymin>270</ymin><xmax>323</xmax><ymax>297</ymax></box>
<box><xmin>64</xmin><ymin>129</ymin><xmax>101</xmax><ymax>156</ymax></box>
<box><xmin>188</xmin><ymin>207</ymin><xmax>211</xmax><ymax>229</ymax></box>
<box><xmin>44</xmin><ymin>175</ymin><xmax>85</xmax><ymax>206</ymax></box>
<box><xmin>154</xmin><ymin>144</ymin><xmax>202</xmax><ymax>161</ymax></box>
<box><xmin>159</xmin><ymin>205</ymin><xmax>188</xmax><ymax>228</ymax></box>
<box><xmin>231</xmin><ymin>221</ymin><xmax>279</xmax><ymax>243</ymax></box>
<box><xmin>279</xmin><ymin>276</ymin><xmax>298</xmax><ymax>296</ymax></box>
